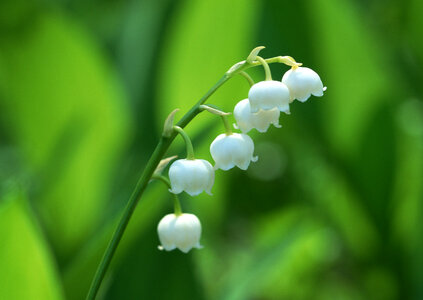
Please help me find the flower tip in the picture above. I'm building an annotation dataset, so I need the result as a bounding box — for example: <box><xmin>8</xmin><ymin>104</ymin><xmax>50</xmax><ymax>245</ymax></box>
<box><xmin>163</xmin><ymin>109</ymin><xmax>180</xmax><ymax>137</ymax></box>
<box><xmin>168</xmin><ymin>188</ymin><xmax>178</xmax><ymax>195</ymax></box>
<box><xmin>278</xmin><ymin>104</ymin><xmax>291</xmax><ymax>114</ymax></box>
<box><xmin>233</xmin><ymin>123</ymin><xmax>239</xmax><ymax>130</ymax></box>
<box><xmin>187</xmin><ymin>190</ymin><xmax>202</xmax><ymax>197</ymax></box>
<box><xmin>158</xmin><ymin>245</ymin><xmax>164</xmax><ymax>251</ymax></box>
<box><xmin>238</xmin><ymin>164</ymin><xmax>249</xmax><ymax>171</ymax></box>
<box><xmin>256</xmin><ymin>127</ymin><xmax>268</xmax><ymax>133</ymax></box>
<box><xmin>179</xmin><ymin>244</ymin><xmax>203</xmax><ymax>253</ymax></box>
<box><xmin>247</xmin><ymin>46</ymin><xmax>266</xmax><ymax>63</ymax></box>
<box><xmin>252</xmin><ymin>155</ymin><xmax>259</xmax><ymax>162</ymax></box>
<box><xmin>323</xmin><ymin>86</ymin><xmax>327</xmax><ymax>91</ymax></box>
<box><xmin>298</xmin><ymin>97</ymin><xmax>309</xmax><ymax>103</ymax></box>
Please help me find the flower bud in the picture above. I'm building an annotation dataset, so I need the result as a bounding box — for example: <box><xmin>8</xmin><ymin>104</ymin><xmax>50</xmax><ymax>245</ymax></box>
<box><xmin>234</xmin><ymin>99</ymin><xmax>281</xmax><ymax>133</ymax></box>
<box><xmin>282</xmin><ymin>67</ymin><xmax>326</xmax><ymax>102</ymax></box>
<box><xmin>210</xmin><ymin>133</ymin><xmax>258</xmax><ymax>170</ymax></box>
<box><xmin>157</xmin><ymin>213</ymin><xmax>202</xmax><ymax>253</ymax></box>
<box><xmin>248</xmin><ymin>81</ymin><xmax>291</xmax><ymax>114</ymax></box>
<box><xmin>168</xmin><ymin>159</ymin><xmax>214</xmax><ymax>196</ymax></box>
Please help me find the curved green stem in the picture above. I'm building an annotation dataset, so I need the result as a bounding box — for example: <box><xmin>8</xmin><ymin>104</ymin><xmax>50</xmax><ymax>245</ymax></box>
<box><xmin>85</xmin><ymin>74</ymin><xmax>229</xmax><ymax>300</ymax></box>
<box><xmin>173</xmin><ymin>126</ymin><xmax>195</xmax><ymax>160</ymax></box>
<box><xmin>152</xmin><ymin>174</ymin><xmax>171</xmax><ymax>188</ymax></box>
<box><xmin>239</xmin><ymin>71</ymin><xmax>255</xmax><ymax>87</ymax></box>
<box><xmin>86</xmin><ymin>54</ymin><xmax>288</xmax><ymax>300</ymax></box>
<box><xmin>256</xmin><ymin>56</ymin><xmax>272</xmax><ymax>81</ymax></box>
<box><xmin>221</xmin><ymin>115</ymin><xmax>233</xmax><ymax>135</ymax></box>
<box><xmin>199</xmin><ymin>104</ymin><xmax>230</xmax><ymax>116</ymax></box>
<box><xmin>152</xmin><ymin>175</ymin><xmax>182</xmax><ymax>215</ymax></box>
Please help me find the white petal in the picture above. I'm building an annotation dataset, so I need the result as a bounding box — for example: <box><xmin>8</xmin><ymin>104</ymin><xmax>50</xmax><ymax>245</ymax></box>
<box><xmin>173</xmin><ymin>214</ymin><xmax>202</xmax><ymax>253</ymax></box>
<box><xmin>282</xmin><ymin>67</ymin><xmax>325</xmax><ymax>102</ymax></box>
<box><xmin>183</xmin><ymin>161</ymin><xmax>208</xmax><ymax>196</ymax></box>
<box><xmin>252</xmin><ymin>108</ymin><xmax>281</xmax><ymax>133</ymax></box>
<box><xmin>233</xmin><ymin>99</ymin><xmax>254</xmax><ymax>133</ymax></box>
<box><xmin>278</xmin><ymin>104</ymin><xmax>291</xmax><ymax>114</ymax></box>
<box><xmin>234</xmin><ymin>99</ymin><xmax>282</xmax><ymax>133</ymax></box>
<box><xmin>200</xmin><ymin>159</ymin><xmax>215</xmax><ymax>195</ymax></box>
<box><xmin>168</xmin><ymin>159</ymin><xmax>214</xmax><ymax>196</ymax></box>
<box><xmin>168</xmin><ymin>160</ymin><xmax>188</xmax><ymax>194</ymax></box>
<box><xmin>157</xmin><ymin>213</ymin><xmax>202</xmax><ymax>253</ymax></box>
<box><xmin>157</xmin><ymin>214</ymin><xmax>177</xmax><ymax>251</ymax></box>
<box><xmin>210</xmin><ymin>134</ymin><xmax>236</xmax><ymax>170</ymax></box>
<box><xmin>248</xmin><ymin>81</ymin><xmax>291</xmax><ymax>113</ymax></box>
<box><xmin>210</xmin><ymin>133</ymin><xmax>257</xmax><ymax>171</ymax></box>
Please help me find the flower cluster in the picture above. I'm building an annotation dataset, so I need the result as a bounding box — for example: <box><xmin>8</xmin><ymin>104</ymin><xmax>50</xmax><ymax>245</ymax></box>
<box><xmin>156</xmin><ymin>49</ymin><xmax>325</xmax><ymax>253</ymax></box>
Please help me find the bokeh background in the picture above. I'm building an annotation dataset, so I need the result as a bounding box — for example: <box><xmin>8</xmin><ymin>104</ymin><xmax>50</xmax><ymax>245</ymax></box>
<box><xmin>1</xmin><ymin>0</ymin><xmax>423</xmax><ymax>299</ymax></box>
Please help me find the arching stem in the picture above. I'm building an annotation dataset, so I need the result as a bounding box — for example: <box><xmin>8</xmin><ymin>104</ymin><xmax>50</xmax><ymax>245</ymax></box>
<box><xmin>173</xmin><ymin>126</ymin><xmax>195</xmax><ymax>160</ymax></box>
<box><xmin>256</xmin><ymin>56</ymin><xmax>272</xmax><ymax>81</ymax></box>
<box><xmin>239</xmin><ymin>71</ymin><xmax>255</xmax><ymax>87</ymax></box>
<box><xmin>86</xmin><ymin>53</ymin><xmax>291</xmax><ymax>300</ymax></box>
<box><xmin>152</xmin><ymin>175</ymin><xmax>182</xmax><ymax>215</ymax></box>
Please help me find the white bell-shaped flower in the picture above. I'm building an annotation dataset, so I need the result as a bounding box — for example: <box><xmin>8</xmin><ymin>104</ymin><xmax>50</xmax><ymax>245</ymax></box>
<box><xmin>169</xmin><ymin>159</ymin><xmax>214</xmax><ymax>196</ymax></box>
<box><xmin>248</xmin><ymin>80</ymin><xmax>291</xmax><ymax>114</ymax></box>
<box><xmin>210</xmin><ymin>133</ymin><xmax>258</xmax><ymax>171</ymax></box>
<box><xmin>282</xmin><ymin>67</ymin><xmax>326</xmax><ymax>102</ymax></box>
<box><xmin>233</xmin><ymin>99</ymin><xmax>281</xmax><ymax>133</ymax></box>
<box><xmin>157</xmin><ymin>213</ymin><xmax>202</xmax><ymax>253</ymax></box>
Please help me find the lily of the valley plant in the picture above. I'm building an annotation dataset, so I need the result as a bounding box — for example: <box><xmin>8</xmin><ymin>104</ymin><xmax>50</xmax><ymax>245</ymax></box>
<box><xmin>86</xmin><ymin>46</ymin><xmax>326</xmax><ymax>299</ymax></box>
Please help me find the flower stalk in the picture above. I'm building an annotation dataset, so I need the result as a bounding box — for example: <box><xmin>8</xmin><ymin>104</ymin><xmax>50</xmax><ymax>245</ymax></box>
<box><xmin>199</xmin><ymin>104</ymin><xmax>231</xmax><ymax>116</ymax></box>
<box><xmin>256</xmin><ymin>56</ymin><xmax>272</xmax><ymax>81</ymax></box>
<box><xmin>86</xmin><ymin>50</ymin><xmax>306</xmax><ymax>300</ymax></box>
<box><xmin>86</xmin><ymin>74</ymin><xmax>230</xmax><ymax>300</ymax></box>
<box><xmin>173</xmin><ymin>126</ymin><xmax>195</xmax><ymax>160</ymax></box>
<box><xmin>152</xmin><ymin>175</ymin><xmax>182</xmax><ymax>215</ymax></box>
<box><xmin>221</xmin><ymin>115</ymin><xmax>233</xmax><ymax>135</ymax></box>
<box><xmin>239</xmin><ymin>71</ymin><xmax>255</xmax><ymax>87</ymax></box>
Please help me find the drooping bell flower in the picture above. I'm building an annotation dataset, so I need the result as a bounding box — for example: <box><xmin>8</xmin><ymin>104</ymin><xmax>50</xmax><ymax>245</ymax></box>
<box><xmin>157</xmin><ymin>213</ymin><xmax>202</xmax><ymax>253</ymax></box>
<box><xmin>233</xmin><ymin>99</ymin><xmax>281</xmax><ymax>133</ymax></box>
<box><xmin>282</xmin><ymin>66</ymin><xmax>326</xmax><ymax>102</ymax></box>
<box><xmin>168</xmin><ymin>159</ymin><xmax>214</xmax><ymax>196</ymax></box>
<box><xmin>248</xmin><ymin>81</ymin><xmax>291</xmax><ymax>114</ymax></box>
<box><xmin>210</xmin><ymin>133</ymin><xmax>258</xmax><ymax>171</ymax></box>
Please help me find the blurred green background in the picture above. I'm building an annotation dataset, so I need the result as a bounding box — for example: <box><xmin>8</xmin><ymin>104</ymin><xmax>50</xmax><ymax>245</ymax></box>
<box><xmin>1</xmin><ymin>0</ymin><xmax>423</xmax><ymax>299</ymax></box>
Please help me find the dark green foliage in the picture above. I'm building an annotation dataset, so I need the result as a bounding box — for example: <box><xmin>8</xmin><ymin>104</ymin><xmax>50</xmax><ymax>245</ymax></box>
<box><xmin>0</xmin><ymin>0</ymin><xmax>421</xmax><ymax>299</ymax></box>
